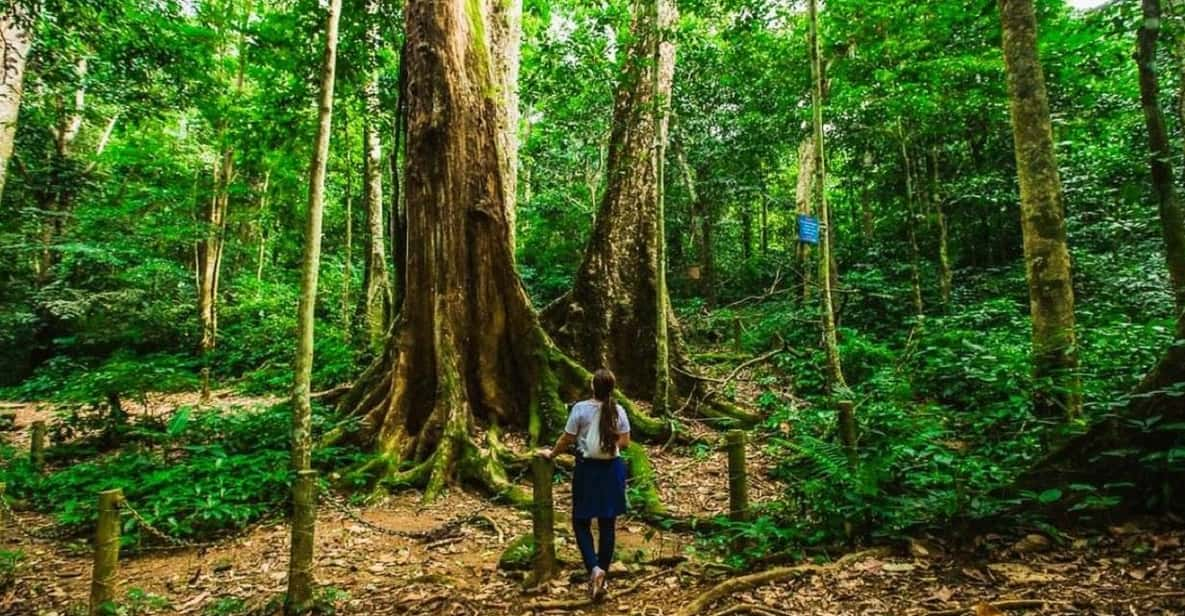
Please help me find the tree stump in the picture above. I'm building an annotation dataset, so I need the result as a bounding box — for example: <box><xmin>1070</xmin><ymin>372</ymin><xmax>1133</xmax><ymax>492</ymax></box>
<box><xmin>530</xmin><ymin>453</ymin><xmax>559</xmax><ymax>585</ymax></box>
<box><xmin>89</xmin><ymin>488</ymin><xmax>123</xmax><ymax>615</ymax></box>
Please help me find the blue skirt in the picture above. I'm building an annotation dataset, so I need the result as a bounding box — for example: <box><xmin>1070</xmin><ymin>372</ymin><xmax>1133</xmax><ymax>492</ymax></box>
<box><xmin>572</xmin><ymin>456</ymin><xmax>627</xmax><ymax>519</ymax></box>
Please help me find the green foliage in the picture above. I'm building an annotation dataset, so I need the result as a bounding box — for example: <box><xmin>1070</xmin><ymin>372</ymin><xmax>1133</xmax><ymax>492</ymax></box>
<box><xmin>0</xmin><ymin>550</ymin><xmax>24</xmax><ymax>592</ymax></box>
<box><xmin>0</xmin><ymin>402</ymin><xmax>363</xmax><ymax>544</ymax></box>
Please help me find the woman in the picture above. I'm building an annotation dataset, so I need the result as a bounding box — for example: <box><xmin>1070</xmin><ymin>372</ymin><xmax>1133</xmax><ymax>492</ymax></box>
<box><xmin>540</xmin><ymin>368</ymin><xmax>630</xmax><ymax>600</ymax></box>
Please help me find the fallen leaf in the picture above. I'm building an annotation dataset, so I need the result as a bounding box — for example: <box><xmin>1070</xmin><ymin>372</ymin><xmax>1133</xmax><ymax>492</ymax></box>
<box><xmin>975</xmin><ymin>603</ymin><xmax>1005</xmax><ymax>616</ymax></box>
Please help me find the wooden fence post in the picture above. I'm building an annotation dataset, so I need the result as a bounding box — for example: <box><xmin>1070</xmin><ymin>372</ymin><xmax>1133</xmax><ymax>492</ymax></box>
<box><xmin>286</xmin><ymin>470</ymin><xmax>317</xmax><ymax>615</ymax></box>
<box><xmin>725</xmin><ymin>430</ymin><xmax>749</xmax><ymax>522</ymax></box>
<box><xmin>30</xmin><ymin>421</ymin><xmax>46</xmax><ymax>470</ymax></box>
<box><xmin>89</xmin><ymin>488</ymin><xmax>123</xmax><ymax>615</ymax></box>
<box><xmin>0</xmin><ymin>483</ymin><xmax>5</xmax><ymax>534</ymax></box>
<box><xmin>529</xmin><ymin>452</ymin><xmax>558</xmax><ymax>585</ymax></box>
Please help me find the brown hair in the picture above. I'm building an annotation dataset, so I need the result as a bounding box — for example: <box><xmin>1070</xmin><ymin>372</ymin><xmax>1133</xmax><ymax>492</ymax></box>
<box><xmin>593</xmin><ymin>368</ymin><xmax>619</xmax><ymax>455</ymax></box>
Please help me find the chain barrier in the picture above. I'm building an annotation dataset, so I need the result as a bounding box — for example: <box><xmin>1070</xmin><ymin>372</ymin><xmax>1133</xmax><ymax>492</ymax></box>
<box><xmin>119</xmin><ymin>497</ymin><xmax>288</xmax><ymax>554</ymax></box>
<box><xmin>320</xmin><ymin>487</ymin><xmax>496</xmax><ymax>542</ymax></box>
<box><xmin>0</xmin><ymin>494</ymin><xmax>75</xmax><ymax>543</ymax></box>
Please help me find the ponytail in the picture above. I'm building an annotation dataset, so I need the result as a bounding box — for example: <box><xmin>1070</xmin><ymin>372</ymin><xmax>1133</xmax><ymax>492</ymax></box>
<box><xmin>593</xmin><ymin>369</ymin><xmax>619</xmax><ymax>455</ymax></box>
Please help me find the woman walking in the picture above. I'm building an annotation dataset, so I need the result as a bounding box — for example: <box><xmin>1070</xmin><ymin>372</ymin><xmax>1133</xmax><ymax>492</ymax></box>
<box><xmin>541</xmin><ymin>368</ymin><xmax>630</xmax><ymax>600</ymax></box>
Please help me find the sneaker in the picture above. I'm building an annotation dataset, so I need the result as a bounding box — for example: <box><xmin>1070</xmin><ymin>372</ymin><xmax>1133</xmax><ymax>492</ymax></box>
<box><xmin>590</xmin><ymin>566</ymin><xmax>606</xmax><ymax>601</ymax></box>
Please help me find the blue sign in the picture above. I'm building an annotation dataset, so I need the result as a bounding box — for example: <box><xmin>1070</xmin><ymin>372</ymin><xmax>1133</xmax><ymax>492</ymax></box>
<box><xmin>797</xmin><ymin>214</ymin><xmax>819</xmax><ymax>245</ymax></box>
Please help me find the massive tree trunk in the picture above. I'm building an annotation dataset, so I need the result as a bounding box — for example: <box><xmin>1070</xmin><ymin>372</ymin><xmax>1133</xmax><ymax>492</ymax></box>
<box><xmin>1137</xmin><ymin>0</ymin><xmax>1185</xmax><ymax>315</ymax></box>
<box><xmin>998</xmin><ymin>0</ymin><xmax>1082</xmax><ymax>419</ymax></box>
<box><xmin>360</xmin><ymin>0</ymin><xmax>392</xmax><ymax>353</ymax></box>
<box><xmin>0</xmin><ymin>3</ymin><xmax>33</xmax><ymax>204</ymax></box>
<box><xmin>491</xmin><ymin>0</ymin><xmax>521</xmax><ymax>253</ymax></box>
<box><xmin>541</xmin><ymin>0</ymin><xmax>679</xmax><ymax>403</ymax></box>
<box><xmin>339</xmin><ymin>0</ymin><xmax>666</xmax><ymax>507</ymax></box>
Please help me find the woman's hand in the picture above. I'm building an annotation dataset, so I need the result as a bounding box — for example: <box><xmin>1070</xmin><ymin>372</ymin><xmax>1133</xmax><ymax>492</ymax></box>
<box><xmin>536</xmin><ymin>447</ymin><xmax>554</xmax><ymax>460</ymax></box>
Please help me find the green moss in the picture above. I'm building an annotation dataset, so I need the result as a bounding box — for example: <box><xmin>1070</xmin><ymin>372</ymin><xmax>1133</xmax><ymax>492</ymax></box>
<box><xmin>499</xmin><ymin>533</ymin><xmax>535</xmax><ymax>570</ymax></box>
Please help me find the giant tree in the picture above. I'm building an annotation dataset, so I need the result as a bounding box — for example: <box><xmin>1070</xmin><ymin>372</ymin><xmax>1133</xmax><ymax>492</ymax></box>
<box><xmin>998</xmin><ymin>0</ymin><xmax>1081</xmax><ymax>419</ymax></box>
<box><xmin>338</xmin><ymin>0</ymin><xmax>665</xmax><ymax>506</ymax></box>
<box><xmin>541</xmin><ymin>0</ymin><xmax>679</xmax><ymax>407</ymax></box>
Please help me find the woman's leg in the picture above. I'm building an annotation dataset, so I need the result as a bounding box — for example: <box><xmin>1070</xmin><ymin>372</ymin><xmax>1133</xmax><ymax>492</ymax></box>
<box><xmin>572</xmin><ymin>517</ymin><xmax>598</xmax><ymax>573</ymax></box>
<box><xmin>596</xmin><ymin>516</ymin><xmax>616</xmax><ymax>572</ymax></box>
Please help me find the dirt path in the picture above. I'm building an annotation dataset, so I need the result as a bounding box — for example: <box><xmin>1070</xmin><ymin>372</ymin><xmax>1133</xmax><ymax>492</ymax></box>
<box><xmin>3</xmin><ymin>396</ymin><xmax>1185</xmax><ymax>615</ymax></box>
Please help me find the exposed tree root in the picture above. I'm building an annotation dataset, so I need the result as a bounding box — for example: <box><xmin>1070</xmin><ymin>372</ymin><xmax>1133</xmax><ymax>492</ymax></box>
<box><xmin>925</xmin><ymin>599</ymin><xmax>1070</xmax><ymax>616</ymax></box>
<box><xmin>676</xmin><ymin>548</ymin><xmax>890</xmax><ymax>616</ymax></box>
<box><xmin>710</xmin><ymin>604</ymin><xmax>794</xmax><ymax>616</ymax></box>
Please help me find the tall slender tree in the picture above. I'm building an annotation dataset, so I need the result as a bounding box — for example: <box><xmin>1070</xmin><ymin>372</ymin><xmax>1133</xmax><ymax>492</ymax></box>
<box><xmin>998</xmin><ymin>0</ymin><xmax>1081</xmax><ymax>419</ymax></box>
<box><xmin>0</xmin><ymin>2</ymin><xmax>34</xmax><ymax>203</ymax></box>
<box><xmin>1137</xmin><ymin>0</ymin><xmax>1185</xmax><ymax>315</ymax></box>
<box><xmin>287</xmin><ymin>0</ymin><xmax>342</xmax><ymax>608</ymax></box>
<box><xmin>360</xmin><ymin>0</ymin><xmax>392</xmax><ymax>353</ymax></box>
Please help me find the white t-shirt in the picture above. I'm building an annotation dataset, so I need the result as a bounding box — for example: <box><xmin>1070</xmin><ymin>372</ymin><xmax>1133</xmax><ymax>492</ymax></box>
<box><xmin>564</xmin><ymin>399</ymin><xmax>630</xmax><ymax>460</ymax></box>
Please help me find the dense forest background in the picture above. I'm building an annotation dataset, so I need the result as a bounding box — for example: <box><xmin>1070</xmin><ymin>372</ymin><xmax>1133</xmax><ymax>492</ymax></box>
<box><xmin>1</xmin><ymin>0</ymin><xmax>1184</xmax><ymax>606</ymax></box>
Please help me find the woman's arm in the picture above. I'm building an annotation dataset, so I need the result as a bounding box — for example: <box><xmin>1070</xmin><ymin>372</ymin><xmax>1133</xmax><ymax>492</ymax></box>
<box><xmin>542</xmin><ymin>431</ymin><xmax>576</xmax><ymax>459</ymax></box>
<box><xmin>617</xmin><ymin>431</ymin><xmax>631</xmax><ymax>449</ymax></box>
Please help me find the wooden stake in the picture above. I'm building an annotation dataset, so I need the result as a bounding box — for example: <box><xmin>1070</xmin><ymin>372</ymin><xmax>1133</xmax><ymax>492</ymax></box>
<box><xmin>725</xmin><ymin>430</ymin><xmax>749</xmax><ymax>522</ymax></box>
<box><xmin>286</xmin><ymin>470</ymin><xmax>318</xmax><ymax>614</ymax></box>
<box><xmin>30</xmin><ymin>420</ymin><xmax>46</xmax><ymax>469</ymax></box>
<box><xmin>89</xmin><ymin>488</ymin><xmax>123</xmax><ymax>615</ymax></box>
<box><xmin>0</xmin><ymin>483</ymin><xmax>6</xmax><ymax>534</ymax></box>
<box><xmin>530</xmin><ymin>453</ymin><xmax>559</xmax><ymax>585</ymax></box>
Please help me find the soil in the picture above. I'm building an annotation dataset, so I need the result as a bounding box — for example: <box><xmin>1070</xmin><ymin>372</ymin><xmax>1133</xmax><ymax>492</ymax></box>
<box><xmin>2</xmin><ymin>394</ymin><xmax>1184</xmax><ymax>615</ymax></box>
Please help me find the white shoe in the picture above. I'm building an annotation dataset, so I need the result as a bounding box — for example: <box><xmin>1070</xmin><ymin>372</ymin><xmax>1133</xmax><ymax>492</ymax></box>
<box><xmin>590</xmin><ymin>566</ymin><xmax>606</xmax><ymax>600</ymax></box>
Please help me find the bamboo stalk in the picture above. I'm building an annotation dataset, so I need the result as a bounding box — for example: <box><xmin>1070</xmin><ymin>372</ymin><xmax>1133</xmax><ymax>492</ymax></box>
<box><xmin>725</xmin><ymin>430</ymin><xmax>749</xmax><ymax>522</ymax></box>
<box><xmin>88</xmin><ymin>488</ymin><xmax>123</xmax><ymax>615</ymax></box>
<box><xmin>30</xmin><ymin>420</ymin><xmax>46</xmax><ymax>469</ymax></box>
<box><xmin>530</xmin><ymin>452</ymin><xmax>558</xmax><ymax>585</ymax></box>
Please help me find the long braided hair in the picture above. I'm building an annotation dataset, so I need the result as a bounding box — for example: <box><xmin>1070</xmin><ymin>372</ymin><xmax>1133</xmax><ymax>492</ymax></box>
<box><xmin>592</xmin><ymin>369</ymin><xmax>620</xmax><ymax>455</ymax></box>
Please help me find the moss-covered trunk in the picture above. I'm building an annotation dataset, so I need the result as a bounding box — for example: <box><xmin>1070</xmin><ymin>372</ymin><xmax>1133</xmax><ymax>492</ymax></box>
<box><xmin>341</xmin><ymin>0</ymin><xmax>665</xmax><ymax>507</ymax></box>
<box><xmin>360</xmin><ymin>0</ymin><xmax>392</xmax><ymax>353</ymax></box>
<box><xmin>541</xmin><ymin>0</ymin><xmax>681</xmax><ymax>404</ymax></box>
<box><xmin>1137</xmin><ymin>0</ymin><xmax>1185</xmax><ymax>315</ymax></box>
<box><xmin>998</xmin><ymin>0</ymin><xmax>1081</xmax><ymax>419</ymax></box>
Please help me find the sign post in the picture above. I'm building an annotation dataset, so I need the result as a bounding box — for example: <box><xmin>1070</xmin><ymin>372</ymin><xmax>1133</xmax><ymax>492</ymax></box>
<box><xmin>797</xmin><ymin>214</ymin><xmax>820</xmax><ymax>245</ymax></box>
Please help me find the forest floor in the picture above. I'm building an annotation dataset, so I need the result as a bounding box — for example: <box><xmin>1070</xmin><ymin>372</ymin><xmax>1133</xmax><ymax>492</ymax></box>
<box><xmin>3</xmin><ymin>394</ymin><xmax>1185</xmax><ymax>615</ymax></box>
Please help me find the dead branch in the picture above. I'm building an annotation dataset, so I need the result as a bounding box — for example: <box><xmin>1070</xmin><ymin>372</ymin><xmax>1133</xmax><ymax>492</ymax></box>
<box><xmin>676</xmin><ymin>548</ymin><xmax>890</xmax><ymax>616</ymax></box>
<box><xmin>710</xmin><ymin>604</ymin><xmax>795</xmax><ymax>616</ymax></box>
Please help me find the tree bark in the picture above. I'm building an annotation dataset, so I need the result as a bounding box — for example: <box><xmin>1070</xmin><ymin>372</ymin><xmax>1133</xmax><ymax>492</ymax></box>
<box><xmin>0</xmin><ymin>3</ymin><xmax>33</xmax><ymax>204</ymax></box>
<box><xmin>361</xmin><ymin>0</ymin><xmax>392</xmax><ymax>353</ymax></box>
<box><xmin>1138</xmin><ymin>0</ymin><xmax>1185</xmax><ymax>315</ymax></box>
<box><xmin>931</xmin><ymin>149</ymin><xmax>953</xmax><ymax>308</ymax></box>
<box><xmin>339</xmin><ymin>0</ymin><xmax>666</xmax><ymax>507</ymax></box>
<box><xmin>998</xmin><ymin>0</ymin><xmax>1082</xmax><ymax>419</ymax></box>
<box><xmin>541</xmin><ymin>0</ymin><xmax>680</xmax><ymax>402</ymax></box>
<box><xmin>491</xmin><ymin>0</ymin><xmax>522</xmax><ymax>254</ymax></box>
<box><xmin>810</xmin><ymin>0</ymin><xmax>845</xmax><ymax>391</ymax></box>
<box><xmin>292</xmin><ymin>0</ymin><xmax>342</xmax><ymax>472</ymax></box>
<box><xmin>897</xmin><ymin>123</ymin><xmax>924</xmax><ymax>319</ymax></box>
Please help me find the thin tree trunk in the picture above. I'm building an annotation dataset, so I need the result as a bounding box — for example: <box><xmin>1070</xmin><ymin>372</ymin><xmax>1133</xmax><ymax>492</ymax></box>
<box><xmin>1138</xmin><ymin>0</ymin><xmax>1185</xmax><ymax>314</ymax></box>
<box><xmin>898</xmin><ymin>122</ymin><xmax>924</xmax><ymax>319</ymax></box>
<box><xmin>342</xmin><ymin>110</ymin><xmax>354</xmax><ymax>340</ymax></box>
<box><xmin>809</xmin><ymin>0</ymin><xmax>847</xmax><ymax>396</ymax></box>
<box><xmin>256</xmin><ymin>172</ymin><xmax>270</xmax><ymax>283</ymax></box>
<box><xmin>0</xmin><ymin>3</ymin><xmax>33</xmax><ymax>203</ymax></box>
<box><xmin>36</xmin><ymin>58</ymin><xmax>87</xmax><ymax>287</ymax></box>
<box><xmin>292</xmin><ymin>0</ymin><xmax>342</xmax><ymax>473</ymax></box>
<box><xmin>760</xmin><ymin>194</ymin><xmax>769</xmax><ymax>255</ymax></box>
<box><xmin>360</xmin><ymin>0</ymin><xmax>392</xmax><ymax>353</ymax></box>
<box><xmin>998</xmin><ymin>0</ymin><xmax>1082</xmax><ymax>419</ymax></box>
<box><xmin>676</xmin><ymin>145</ymin><xmax>716</xmax><ymax>307</ymax></box>
<box><xmin>931</xmin><ymin>149</ymin><xmax>953</xmax><ymax>308</ymax></box>
<box><xmin>389</xmin><ymin>40</ymin><xmax>408</xmax><ymax>311</ymax></box>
